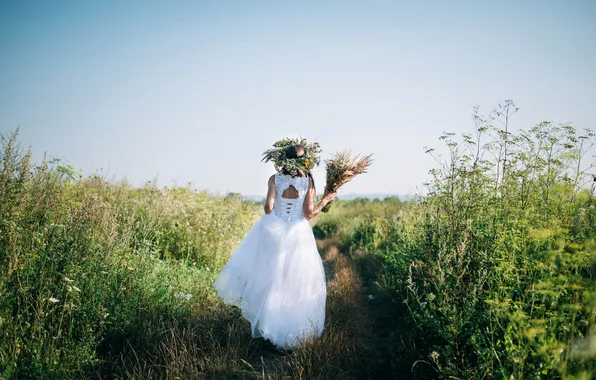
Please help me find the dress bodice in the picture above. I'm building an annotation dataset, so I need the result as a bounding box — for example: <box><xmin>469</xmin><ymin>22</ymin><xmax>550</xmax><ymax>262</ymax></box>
<box><xmin>274</xmin><ymin>174</ymin><xmax>309</xmax><ymax>221</ymax></box>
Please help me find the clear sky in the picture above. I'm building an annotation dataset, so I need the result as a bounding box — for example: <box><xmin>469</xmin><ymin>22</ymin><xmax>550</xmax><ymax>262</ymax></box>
<box><xmin>1</xmin><ymin>0</ymin><xmax>595</xmax><ymax>197</ymax></box>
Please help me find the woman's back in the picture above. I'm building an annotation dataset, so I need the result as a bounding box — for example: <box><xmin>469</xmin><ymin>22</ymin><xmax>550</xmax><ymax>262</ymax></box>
<box><xmin>273</xmin><ymin>174</ymin><xmax>309</xmax><ymax>221</ymax></box>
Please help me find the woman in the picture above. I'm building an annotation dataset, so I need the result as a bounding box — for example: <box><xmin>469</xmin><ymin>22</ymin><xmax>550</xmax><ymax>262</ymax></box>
<box><xmin>214</xmin><ymin>138</ymin><xmax>336</xmax><ymax>350</ymax></box>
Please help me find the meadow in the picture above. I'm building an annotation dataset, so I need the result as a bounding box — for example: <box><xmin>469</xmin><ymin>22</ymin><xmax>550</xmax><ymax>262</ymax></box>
<box><xmin>1</xmin><ymin>105</ymin><xmax>595</xmax><ymax>379</ymax></box>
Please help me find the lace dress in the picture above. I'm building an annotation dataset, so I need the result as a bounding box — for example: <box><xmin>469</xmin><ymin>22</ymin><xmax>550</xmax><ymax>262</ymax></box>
<box><xmin>213</xmin><ymin>174</ymin><xmax>327</xmax><ymax>349</ymax></box>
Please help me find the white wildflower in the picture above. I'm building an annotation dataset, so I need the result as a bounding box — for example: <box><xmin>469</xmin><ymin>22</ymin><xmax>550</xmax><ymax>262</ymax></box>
<box><xmin>49</xmin><ymin>297</ymin><xmax>60</xmax><ymax>303</ymax></box>
<box><xmin>176</xmin><ymin>292</ymin><xmax>192</xmax><ymax>301</ymax></box>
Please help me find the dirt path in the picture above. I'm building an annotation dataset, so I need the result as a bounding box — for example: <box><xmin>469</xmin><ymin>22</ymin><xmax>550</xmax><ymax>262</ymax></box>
<box><xmin>239</xmin><ymin>238</ymin><xmax>391</xmax><ymax>380</ymax></box>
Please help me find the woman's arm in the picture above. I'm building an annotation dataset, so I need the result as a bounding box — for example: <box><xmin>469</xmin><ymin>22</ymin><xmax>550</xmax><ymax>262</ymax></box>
<box><xmin>303</xmin><ymin>178</ymin><xmax>336</xmax><ymax>220</ymax></box>
<box><xmin>264</xmin><ymin>175</ymin><xmax>276</xmax><ymax>214</ymax></box>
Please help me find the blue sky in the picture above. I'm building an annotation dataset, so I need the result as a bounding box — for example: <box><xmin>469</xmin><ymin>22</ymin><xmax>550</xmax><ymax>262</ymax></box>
<box><xmin>1</xmin><ymin>0</ymin><xmax>595</xmax><ymax>197</ymax></box>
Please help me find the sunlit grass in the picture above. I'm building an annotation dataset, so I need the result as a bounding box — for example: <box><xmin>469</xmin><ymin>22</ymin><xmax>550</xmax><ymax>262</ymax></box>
<box><xmin>2</xmin><ymin>115</ymin><xmax>595</xmax><ymax>380</ymax></box>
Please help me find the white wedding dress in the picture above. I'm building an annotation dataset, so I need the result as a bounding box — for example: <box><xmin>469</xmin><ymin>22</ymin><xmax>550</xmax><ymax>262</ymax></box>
<box><xmin>214</xmin><ymin>173</ymin><xmax>327</xmax><ymax>349</ymax></box>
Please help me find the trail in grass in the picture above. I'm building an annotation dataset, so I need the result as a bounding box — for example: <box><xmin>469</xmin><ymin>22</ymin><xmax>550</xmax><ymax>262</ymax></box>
<box><xmin>239</xmin><ymin>238</ymin><xmax>400</xmax><ymax>380</ymax></box>
<box><xmin>95</xmin><ymin>238</ymin><xmax>408</xmax><ymax>379</ymax></box>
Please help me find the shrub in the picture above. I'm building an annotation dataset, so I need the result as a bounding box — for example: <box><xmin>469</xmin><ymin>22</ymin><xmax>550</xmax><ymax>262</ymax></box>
<box><xmin>316</xmin><ymin>102</ymin><xmax>596</xmax><ymax>378</ymax></box>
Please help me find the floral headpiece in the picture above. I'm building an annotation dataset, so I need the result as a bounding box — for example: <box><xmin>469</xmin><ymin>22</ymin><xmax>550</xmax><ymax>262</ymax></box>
<box><xmin>262</xmin><ymin>137</ymin><xmax>322</xmax><ymax>176</ymax></box>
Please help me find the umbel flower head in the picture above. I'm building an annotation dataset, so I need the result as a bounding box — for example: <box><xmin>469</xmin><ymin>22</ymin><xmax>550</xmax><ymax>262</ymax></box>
<box><xmin>262</xmin><ymin>137</ymin><xmax>322</xmax><ymax>176</ymax></box>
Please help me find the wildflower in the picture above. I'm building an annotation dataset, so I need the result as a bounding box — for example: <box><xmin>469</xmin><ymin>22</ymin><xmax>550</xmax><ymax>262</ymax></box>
<box><xmin>368</xmin><ymin>294</ymin><xmax>374</xmax><ymax>300</ymax></box>
<box><xmin>49</xmin><ymin>297</ymin><xmax>60</xmax><ymax>303</ymax></box>
<box><xmin>176</xmin><ymin>292</ymin><xmax>192</xmax><ymax>301</ymax></box>
<box><xmin>430</xmin><ymin>351</ymin><xmax>440</xmax><ymax>362</ymax></box>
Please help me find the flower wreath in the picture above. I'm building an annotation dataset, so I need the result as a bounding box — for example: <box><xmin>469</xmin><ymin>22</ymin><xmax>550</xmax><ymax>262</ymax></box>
<box><xmin>262</xmin><ymin>137</ymin><xmax>322</xmax><ymax>176</ymax></box>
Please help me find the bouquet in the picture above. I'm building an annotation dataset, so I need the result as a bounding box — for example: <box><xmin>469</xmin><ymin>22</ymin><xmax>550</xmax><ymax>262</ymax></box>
<box><xmin>322</xmin><ymin>150</ymin><xmax>373</xmax><ymax>212</ymax></box>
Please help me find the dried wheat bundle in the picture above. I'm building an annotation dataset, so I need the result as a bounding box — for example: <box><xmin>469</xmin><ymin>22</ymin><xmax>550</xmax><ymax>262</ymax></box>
<box><xmin>322</xmin><ymin>150</ymin><xmax>373</xmax><ymax>212</ymax></box>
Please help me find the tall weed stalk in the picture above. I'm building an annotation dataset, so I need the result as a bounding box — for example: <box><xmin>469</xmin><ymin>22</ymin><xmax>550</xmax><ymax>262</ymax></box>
<box><xmin>390</xmin><ymin>102</ymin><xmax>596</xmax><ymax>378</ymax></box>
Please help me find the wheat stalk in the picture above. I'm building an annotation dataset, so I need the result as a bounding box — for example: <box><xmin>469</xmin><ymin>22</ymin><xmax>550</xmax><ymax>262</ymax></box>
<box><xmin>322</xmin><ymin>151</ymin><xmax>373</xmax><ymax>212</ymax></box>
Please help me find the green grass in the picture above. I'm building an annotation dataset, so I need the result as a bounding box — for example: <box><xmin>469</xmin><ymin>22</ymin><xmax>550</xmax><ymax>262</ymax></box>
<box><xmin>323</xmin><ymin>118</ymin><xmax>596</xmax><ymax>379</ymax></box>
<box><xmin>0</xmin><ymin>129</ymin><xmax>261</xmax><ymax>379</ymax></box>
<box><xmin>2</xmin><ymin>111</ymin><xmax>596</xmax><ymax>380</ymax></box>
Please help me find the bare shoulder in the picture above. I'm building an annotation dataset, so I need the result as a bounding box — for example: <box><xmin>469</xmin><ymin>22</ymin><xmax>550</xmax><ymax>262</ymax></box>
<box><xmin>268</xmin><ymin>174</ymin><xmax>277</xmax><ymax>184</ymax></box>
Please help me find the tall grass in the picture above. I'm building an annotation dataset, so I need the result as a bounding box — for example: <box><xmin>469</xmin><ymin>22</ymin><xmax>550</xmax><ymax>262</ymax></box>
<box><xmin>313</xmin><ymin>197</ymin><xmax>407</xmax><ymax>252</ymax></box>
<box><xmin>326</xmin><ymin>104</ymin><xmax>596</xmax><ymax>379</ymax></box>
<box><xmin>3</xmin><ymin>101</ymin><xmax>595</xmax><ymax>379</ymax></box>
<box><xmin>0</xmin><ymin>127</ymin><xmax>390</xmax><ymax>380</ymax></box>
<box><xmin>0</xmin><ymin>129</ymin><xmax>259</xmax><ymax>379</ymax></box>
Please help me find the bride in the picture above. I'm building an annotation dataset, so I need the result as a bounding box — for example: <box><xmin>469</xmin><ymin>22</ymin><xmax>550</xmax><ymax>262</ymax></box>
<box><xmin>214</xmin><ymin>138</ymin><xmax>336</xmax><ymax>350</ymax></box>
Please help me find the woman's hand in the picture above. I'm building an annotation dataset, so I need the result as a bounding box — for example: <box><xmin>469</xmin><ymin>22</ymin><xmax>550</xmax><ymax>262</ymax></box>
<box><xmin>323</xmin><ymin>192</ymin><xmax>337</xmax><ymax>204</ymax></box>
